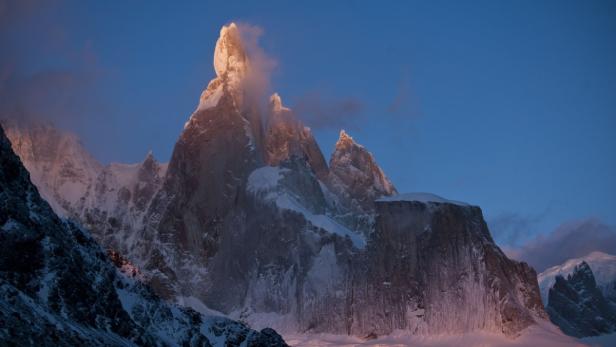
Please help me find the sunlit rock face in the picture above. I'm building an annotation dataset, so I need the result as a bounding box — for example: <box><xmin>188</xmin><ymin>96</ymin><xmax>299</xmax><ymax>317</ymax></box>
<box><xmin>328</xmin><ymin>130</ymin><xmax>397</xmax><ymax>214</ymax></box>
<box><xmin>348</xmin><ymin>196</ymin><xmax>546</xmax><ymax>337</ymax></box>
<box><xmin>0</xmin><ymin>125</ymin><xmax>288</xmax><ymax>346</ymax></box>
<box><xmin>264</xmin><ymin>93</ymin><xmax>329</xmax><ymax>181</ymax></box>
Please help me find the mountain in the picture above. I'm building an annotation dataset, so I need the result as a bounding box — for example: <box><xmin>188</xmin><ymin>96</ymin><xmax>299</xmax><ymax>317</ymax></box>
<box><xmin>3</xmin><ymin>22</ymin><xmax>549</xmax><ymax>339</ymax></box>
<box><xmin>3</xmin><ymin>120</ymin><xmax>102</xmax><ymax>215</ymax></box>
<box><xmin>538</xmin><ymin>252</ymin><xmax>616</xmax><ymax>337</ymax></box>
<box><xmin>3</xmin><ymin>121</ymin><xmax>169</xmax><ymax>257</ymax></box>
<box><xmin>328</xmin><ymin>129</ymin><xmax>397</xmax><ymax>214</ymax></box>
<box><xmin>545</xmin><ymin>262</ymin><xmax>616</xmax><ymax>337</ymax></box>
<box><xmin>0</xmin><ymin>125</ymin><xmax>288</xmax><ymax>346</ymax></box>
<box><xmin>538</xmin><ymin>251</ymin><xmax>616</xmax><ymax>305</ymax></box>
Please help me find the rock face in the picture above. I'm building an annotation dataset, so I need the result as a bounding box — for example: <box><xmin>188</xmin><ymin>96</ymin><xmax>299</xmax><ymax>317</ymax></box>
<box><xmin>264</xmin><ymin>93</ymin><xmax>329</xmax><ymax>181</ymax></box>
<box><xmin>346</xmin><ymin>194</ymin><xmax>546</xmax><ymax>336</ymax></box>
<box><xmin>545</xmin><ymin>262</ymin><xmax>616</xmax><ymax>337</ymax></box>
<box><xmin>2</xmin><ymin>22</ymin><xmax>549</xmax><ymax>340</ymax></box>
<box><xmin>0</xmin><ymin>125</ymin><xmax>288</xmax><ymax>346</ymax></box>
<box><xmin>328</xmin><ymin>130</ymin><xmax>397</xmax><ymax>214</ymax></box>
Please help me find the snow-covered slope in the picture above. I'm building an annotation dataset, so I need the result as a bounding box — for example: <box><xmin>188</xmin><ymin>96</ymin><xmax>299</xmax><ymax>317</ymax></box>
<box><xmin>3</xmin><ymin>120</ymin><xmax>102</xmax><ymax>215</ymax></box>
<box><xmin>538</xmin><ymin>251</ymin><xmax>616</xmax><ymax>305</ymax></box>
<box><xmin>0</xmin><ymin>125</ymin><xmax>288</xmax><ymax>346</ymax></box>
<box><xmin>3</xmin><ymin>121</ymin><xmax>168</xmax><ymax>256</ymax></box>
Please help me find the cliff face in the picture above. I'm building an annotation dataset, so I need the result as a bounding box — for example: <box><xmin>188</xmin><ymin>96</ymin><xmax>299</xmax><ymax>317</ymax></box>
<box><xmin>340</xmin><ymin>195</ymin><xmax>546</xmax><ymax>337</ymax></box>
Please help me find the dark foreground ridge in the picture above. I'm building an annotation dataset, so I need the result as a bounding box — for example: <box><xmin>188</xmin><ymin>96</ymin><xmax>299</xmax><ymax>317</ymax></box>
<box><xmin>0</xmin><ymin>124</ymin><xmax>288</xmax><ymax>347</ymax></box>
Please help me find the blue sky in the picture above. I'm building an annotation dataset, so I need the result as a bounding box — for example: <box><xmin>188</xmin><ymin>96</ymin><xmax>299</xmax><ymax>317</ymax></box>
<box><xmin>2</xmin><ymin>0</ymin><xmax>615</xmax><ymax>249</ymax></box>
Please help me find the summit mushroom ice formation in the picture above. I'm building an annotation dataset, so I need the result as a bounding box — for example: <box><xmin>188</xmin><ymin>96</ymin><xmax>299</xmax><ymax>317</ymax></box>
<box><xmin>3</xmin><ymin>22</ymin><xmax>555</xmax><ymax>340</ymax></box>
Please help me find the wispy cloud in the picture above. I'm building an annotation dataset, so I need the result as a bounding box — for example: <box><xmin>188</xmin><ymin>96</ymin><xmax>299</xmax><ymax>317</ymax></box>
<box><xmin>488</xmin><ymin>209</ymin><xmax>550</xmax><ymax>247</ymax></box>
<box><xmin>505</xmin><ymin>218</ymin><xmax>616</xmax><ymax>272</ymax></box>
<box><xmin>292</xmin><ymin>92</ymin><xmax>363</xmax><ymax>131</ymax></box>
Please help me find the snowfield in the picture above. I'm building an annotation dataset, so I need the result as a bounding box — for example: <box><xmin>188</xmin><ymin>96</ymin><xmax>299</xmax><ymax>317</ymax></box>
<box><xmin>284</xmin><ymin>321</ymin><xmax>587</xmax><ymax>347</ymax></box>
<box><xmin>377</xmin><ymin>192</ymin><xmax>470</xmax><ymax>207</ymax></box>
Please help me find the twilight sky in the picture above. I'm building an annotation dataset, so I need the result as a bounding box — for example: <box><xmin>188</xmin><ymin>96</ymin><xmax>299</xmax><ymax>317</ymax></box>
<box><xmin>1</xmin><ymin>0</ymin><xmax>615</xmax><ymax>258</ymax></box>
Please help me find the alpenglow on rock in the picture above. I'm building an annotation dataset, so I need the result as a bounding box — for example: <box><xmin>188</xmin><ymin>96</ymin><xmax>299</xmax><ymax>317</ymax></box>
<box><xmin>3</xmin><ymin>22</ymin><xmax>551</xmax><ymax>340</ymax></box>
<box><xmin>328</xmin><ymin>130</ymin><xmax>397</xmax><ymax>213</ymax></box>
<box><xmin>0</xmin><ymin>125</ymin><xmax>288</xmax><ymax>346</ymax></box>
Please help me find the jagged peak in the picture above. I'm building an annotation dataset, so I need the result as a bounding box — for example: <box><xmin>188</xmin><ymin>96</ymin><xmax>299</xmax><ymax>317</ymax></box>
<box><xmin>213</xmin><ymin>22</ymin><xmax>248</xmax><ymax>79</ymax></box>
<box><xmin>270</xmin><ymin>93</ymin><xmax>290</xmax><ymax>113</ymax></box>
<box><xmin>143</xmin><ymin>150</ymin><xmax>156</xmax><ymax>163</ymax></box>
<box><xmin>335</xmin><ymin>129</ymin><xmax>362</xmax><ymax>150</ymax></box>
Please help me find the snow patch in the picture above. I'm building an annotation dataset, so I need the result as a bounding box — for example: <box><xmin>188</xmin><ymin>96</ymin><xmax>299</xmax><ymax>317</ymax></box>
<box><xmin>247</xmin><ymin>166</ymin><xmax>289</xmax><ymax>193</ymax></box>
<box><xmin>175</xmin><ymin>296</ymin><xmax>225</xmax><ymax>317</ymax></box>
<box><xmin>275</xmin><ymin>194</ymin><xmax>366</xmax><ymax>249</ymax></box>
<box><xmin>377</xmin><ymin>192</ymin><xmax>469</xmax><ymax>207</ymax></box>
<box><xmin>198</xmin><ymin>85</ymin><xmax>224</xmax><ymax>111</ymax></box>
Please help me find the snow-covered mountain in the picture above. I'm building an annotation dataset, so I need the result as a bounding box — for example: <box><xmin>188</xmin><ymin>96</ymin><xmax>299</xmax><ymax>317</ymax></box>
<box><xmin>3</xmin><ymin>22</ymin><xmax>550</xmax><ymax>340</ymax></box>
<box><xmin>3</xmin><ymin>120</ymin><xmax>168</xmax><ymax>256</ymax></box>
<box><xmin>544</xmin><ymin>262</ymin><xmax>616</xmax><ymax>337</ymax></box>
<box><xmin>538</xmin><ymin>251</ymin><xmax>616</xmax><ymax>305</ymax></box>
<box><xmin>538</xmin><ymin>252</ymin><xmax>616</xmax><ymax>338</ymax></box>
<box><xmin>0</xmin><ymin>125</ymin><xmax>287</xmax><ymax>346</ymax></box>
<box><xmin>3</xmin><ymin>120</ymin><xmax>102</xmax><ymax>215</ymax></box>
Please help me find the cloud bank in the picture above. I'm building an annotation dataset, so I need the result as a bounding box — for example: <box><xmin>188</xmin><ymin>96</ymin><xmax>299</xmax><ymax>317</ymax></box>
<box><xmin>505</xmin><ymin>218</ymin><xmax>616</xmax><ymax>272</ymax></box>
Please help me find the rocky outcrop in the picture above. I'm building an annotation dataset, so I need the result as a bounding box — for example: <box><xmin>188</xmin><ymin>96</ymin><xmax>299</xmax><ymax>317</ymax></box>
<box><xmin>0</xmin><ymin>125</ymin><xmax>288</xmax><ymax>346</ymax></box>
<box><xmin>264</xmin><ymin>93</ymin><xmax>329</xmax><ymax>181</ymax></box>
<box><xmin>328</xmin><ymin>130</ymin><xmax>397</xmax><ymax>214</ymax></box>
<box><xmin>545</xmin><ymin>262</ymin><xmax>616</xmax><ymax>337</ymax></box>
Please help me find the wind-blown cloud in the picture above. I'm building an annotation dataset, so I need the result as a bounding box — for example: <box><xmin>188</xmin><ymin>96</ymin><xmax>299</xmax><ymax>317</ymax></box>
<box><xmin>506</xmin><ymin>218</ymin><xmax>616</xmax><ymax>272</ymax></box>
<box><xmin>236</xmin><ymin>23</ymin><xmax>277</xmax><ymax>105</ymax></box>
<box><xmin>292</xmin><ymin>92</ymin><xmax>363</xmax><ymax>130</ymax></box>
<box><xmin>489</xmin><ymin>210</ymin><xmax>549</xmax><ymax>247</ymax></box>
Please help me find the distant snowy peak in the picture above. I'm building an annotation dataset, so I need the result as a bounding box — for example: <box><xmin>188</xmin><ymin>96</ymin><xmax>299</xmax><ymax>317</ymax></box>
<box><xmin>328</xmin><ymin>129</ymin><xmax>397</xmax><ymax>212</ymax></box>
<box><xmin>538</xmin><ymin>251</ymin><xmax>616</xmax><ymax>305</ymax></box>
<box><xmin>3</xmin><ymin>120</ymin><xmax>102</xmax><ymax>215</ymax></box>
